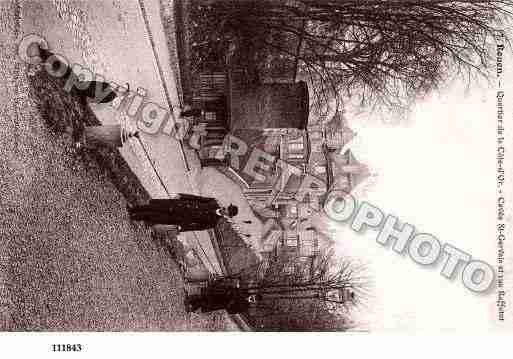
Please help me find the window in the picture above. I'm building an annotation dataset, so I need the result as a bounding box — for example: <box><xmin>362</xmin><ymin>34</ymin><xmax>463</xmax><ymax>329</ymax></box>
<box><xmin>315</xmin><ymin>165</ymin><xmax>326</xmax><ymax>174</ymax></box>
<box><xmin>288</xmin><ymin>153</ymin><xmax>304</xmax><ymax>160</ymax></box>
<box><xmin>300</xmin><ymin>244</ymin><xmax>315</xmax><ymax>257</ymax></box>
<box><xmin>286</xmin><ymin>237</ymin><xmax>298</xmax><ymax>247</ymax></box>
<box><xmin>310</xmin><ymin>131</ymin><xmax>322</xmax><ymax>139</ymax></box>
<box><xmin>289</xmin><ymin>142</ymin><xmax>304</xmax><ymax>151</ymax></box>
<box><xmin>311</xmin><ymin>143</ymin><xmax>322</xmax><ymax>153</ymax></box>
<box><xmin>205</xmin><ymin>111</ymin><xmax>216</xmax><ymax>121</ymax></box>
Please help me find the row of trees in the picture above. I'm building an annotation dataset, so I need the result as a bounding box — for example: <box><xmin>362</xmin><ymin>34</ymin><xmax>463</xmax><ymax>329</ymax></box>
<box><xmin>195</xmin><ymin>0</ymin><xmax>513</xmax><ymax>116</ymax></box>
<box><xmin>189</xmin><ymin>0</ymin><xmax>513</xmax><ymax>329</ymax></box>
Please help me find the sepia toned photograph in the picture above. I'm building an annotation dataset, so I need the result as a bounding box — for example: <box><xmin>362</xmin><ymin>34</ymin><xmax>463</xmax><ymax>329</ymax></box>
<box><xmin>1</xmin><ymin>0</ymin><xmax>512</xmax><ymax>339</ymax></box>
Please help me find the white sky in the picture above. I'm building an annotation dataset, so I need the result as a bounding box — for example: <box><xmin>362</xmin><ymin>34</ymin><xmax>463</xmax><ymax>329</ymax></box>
<box><xmin>326</xmin><ymin>59</ymin><xmax>513</xmax><ymax>331</ymax></box>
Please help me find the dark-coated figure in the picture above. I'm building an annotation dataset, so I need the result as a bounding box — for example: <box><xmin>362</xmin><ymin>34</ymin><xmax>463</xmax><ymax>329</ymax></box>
<box><xmin>128</xmin><ymin>193</ymin><xmax>238</xmax><ymax>232</ymax></box>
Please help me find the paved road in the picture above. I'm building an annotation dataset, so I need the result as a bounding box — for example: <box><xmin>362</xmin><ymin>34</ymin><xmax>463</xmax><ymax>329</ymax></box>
<box><xmin>0</xmin><ymin>0</ymin><xmax>231</xmax><ymax>330</ymax></box>
<box><xmin>19</xmin><ymin>0</ymin><xmax>222</xmax><ymax>275</ymax></box>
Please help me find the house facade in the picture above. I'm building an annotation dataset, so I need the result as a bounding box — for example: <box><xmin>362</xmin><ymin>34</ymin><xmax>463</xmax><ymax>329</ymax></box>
<box><xmin>185</xmin><ymin>69</ymin><xmax>369</xmax><ymax>278</ymax></box>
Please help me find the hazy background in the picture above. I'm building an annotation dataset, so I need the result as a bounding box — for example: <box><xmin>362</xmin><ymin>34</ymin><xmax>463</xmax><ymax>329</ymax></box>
<box><xmin>328</xmin><ymin>52</ymin><xmax>513</xmax><ymax>332</ymax></box>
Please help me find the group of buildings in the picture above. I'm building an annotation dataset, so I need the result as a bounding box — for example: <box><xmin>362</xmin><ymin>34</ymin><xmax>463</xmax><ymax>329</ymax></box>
<box><xmin>184</xmin><ymin>69</ymin><xmax>369</xmax><ymax>280</ymax></box>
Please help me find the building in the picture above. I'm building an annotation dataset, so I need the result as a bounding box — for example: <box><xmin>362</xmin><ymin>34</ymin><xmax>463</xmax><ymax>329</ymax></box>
<box><xmin>185</xmin><ymin>68</ymin><xmax>369</xmax><ymax>279</ymax></box>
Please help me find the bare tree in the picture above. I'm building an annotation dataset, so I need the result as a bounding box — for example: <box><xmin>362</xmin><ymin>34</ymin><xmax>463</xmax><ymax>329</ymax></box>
<box><xmin>196</xmin><ymin>0</ymin><xmax>513</xmax><ymax>116</ymax></box>
<box><xmin>236</xmin><ymin>250</ymin><xmax>371</xmax><ymax>330</ymax></box>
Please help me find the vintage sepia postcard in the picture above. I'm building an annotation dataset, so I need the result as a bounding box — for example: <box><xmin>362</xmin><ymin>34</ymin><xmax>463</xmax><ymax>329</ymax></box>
<box><xmin>1</xmin><ymin>0</ymin><xmax>512</xmax><ymax>354</ymax></box>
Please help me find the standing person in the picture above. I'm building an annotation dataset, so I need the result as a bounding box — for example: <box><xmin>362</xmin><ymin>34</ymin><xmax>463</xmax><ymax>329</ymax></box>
<box><xmin>127</xmin><ymin>193</ymin><xmax>238</xmax><ymax>231</ymax></box>
<box><xmin>185</xmin><ymin>280</ymin><xmax>262</xmax><ymax>314</ymax></box>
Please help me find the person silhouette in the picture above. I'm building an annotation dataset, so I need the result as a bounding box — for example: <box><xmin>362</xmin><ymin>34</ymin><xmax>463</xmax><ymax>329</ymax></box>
<box><xmin>128</xmin><ymin>193</ymin><xmax>238</xmax><ymax>232</ymax></box>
